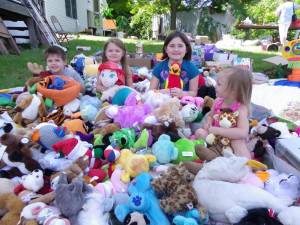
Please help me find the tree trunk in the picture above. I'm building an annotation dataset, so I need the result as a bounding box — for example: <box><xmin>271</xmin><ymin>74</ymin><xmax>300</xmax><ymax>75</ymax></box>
<box><xmin>170</xmin><ymin>0</ymin><xmax>177</xmax><ymax>30</ymax></box>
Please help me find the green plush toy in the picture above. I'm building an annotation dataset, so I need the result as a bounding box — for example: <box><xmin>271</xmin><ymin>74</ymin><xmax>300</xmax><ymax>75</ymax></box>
<box><xmin>172</xmin><ymin>138</ymin><xmax>206</xmax><ymax>164</ymax></box>
<box><xmin>109</xmin><ymin>128</ymin><xmax>136</xmax><ymax>149</ymax></box>
<box><xmin>133</xmin><ymin>129</ymin><xmax>150</xmax><ymax>152</ymax></box>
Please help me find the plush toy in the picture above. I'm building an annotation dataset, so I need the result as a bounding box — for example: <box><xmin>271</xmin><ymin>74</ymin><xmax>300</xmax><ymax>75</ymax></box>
<box><xmin>124</xmin><ymin>211</ymin><xmax>150</xmax><ymax>225</ymax></box>
<box><xmin>141</xmin><ymin>122</ymin><xmax>180</xmax><ymax>142</ymax></box>
<box><xmin>13</xmin><ymin>93</ymin><xmax>47</xmax><ymax>126</ymax></box>
<box><xmin>55</xmin><ymin>174</ymin><xmax>92</xmax><ymax>225</ymax></box>
<box><xmin>116</xmin><ymin>149</ymin><xmax>156</xmax><ymax>183</ymax></box>
<box><xmin>173</xmin><ymin>208</ymin><xmax>209</xmax><ymax>225</ymax></box>
<box><xmin>109</xmin><ymin>128</ymin><xmax>136</xmax><ymax>149</ymax></box>
<box><xmin>165</xmin><ymin>62</ymin><xmax>183</xmax><ymax>89</ymax></box>
<box><xmin>0</xmin><ymin>193</ymin><xmax>25</xmax><ymax>225</ymax></box>
<box><xmin>173</xmin><ymin>138</ymin><xmax>204</xmax><ymax>164</ymax></box>
<box><xmin>277</xmin><ymin>206</ymin><xmax>300</xmax><ymax>225</ymax></box>
<box><xmin>0</xmin><ymin>113</ymin><xmax>15</xmax><ymax>137</ymax></box>
<box><xmin>19</xmin><ymin>202</ymin><xmax>70</xmax><ymax>225</ymax></box>
<box><xmin>142</xmin><ymin>90</ymin><xmax>172</xmax><ymax>109</ymax></box>
<box><xmin>63</xmin><ymin>98</ymin><xmax>80</xmax><ymax>116</ymax></box>
<box><xmin>115</xmin><ymin>172</ymin><xmax>170</xmax><ymax>225</ymax></box>
<box><xmin>79</xmin><ymin>95</ymin><xmax>102</xmax><ymax>122</ymax></box>
<box><xmin>48</xmin><ymin>76</ymin><xmax>66</xmax><ymax>90</ymax></box>
<box><xmin>77</xmin><ymin>191</ymin><xmax>114</xmax><ymax>225</ymax></box>
<box><xmin>264</xmin><ymin>169</ymin><xmax>300</xmax><ymax>202</ymax></box>
<box><xmin>0</xmin><ymin>178</ymin><xmax>16</xmax><ymax>194</ymax></box>
<box><xmin>63</xmin><ymin>119</ymin><xmax>89</xmax><ymax>135</ymax></box>
<box><xmin>111</xmin><ymin>92</ymin><xmax>153</xmax><ymax>129</ymax></box>
<box><xmin>151</xmin><ymin>163</ymin><xmax>198</xmax><ymax>214</ymax></box>
<box><xmin>0</xmin><ymin>133</ymin><xmax>41</xmax><ymax>178</ymax></box>
<box><xmin>192</xmin><ymin>155</ymin><xmax>291</xmax><ymax>223</ymax></box>
<box><xmin>31</xmin><ymin>122</ymin><xmax>67</xmax><ymax>151</ymax></box>
<box><xmin>133</xmin><ymin>129</ymin><xmax>152</xmax><ymax>152</ymax></box>
<box><xmin>154</xmin><ymin>97</ymin><xmax>184</xmax><ymax>128</ymax></box>
<box><xmin>95</xmin><ymin>166</ymin><xmax>128</xmax><ymax>196</ymax></box>
<box><xmin>98</xmin><ymin>61</ymin><xmax>125</xmax><ymax>89</ymax></box>
<box><xmin>151</xmin><ymin>134</ymin><xmax>178</xmax><ymax>164</ymax></box>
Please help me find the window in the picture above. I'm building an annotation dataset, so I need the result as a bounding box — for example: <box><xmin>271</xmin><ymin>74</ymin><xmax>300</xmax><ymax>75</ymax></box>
<box><xmin>65</xmin><ymin>0</ymin><xmax>77</xmax><ymax>19</ymax></box>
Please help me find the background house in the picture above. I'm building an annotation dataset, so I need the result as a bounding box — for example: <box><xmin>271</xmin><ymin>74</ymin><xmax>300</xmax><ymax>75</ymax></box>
<box><xmin>44</xmin><ymin>0</ymin><xmax>107</xmax><ymax>34</ymax></box>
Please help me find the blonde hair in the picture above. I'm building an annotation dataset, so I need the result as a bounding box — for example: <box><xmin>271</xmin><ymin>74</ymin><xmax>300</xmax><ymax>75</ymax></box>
<box><xmin>102</xmin><ymin>38</ymin><xmax>131</xmax><ymax>81</ymax></box>
<box><xmin>220</xmin><ymin>66</ymin><xmax>252</xmax><ymax>107</ymax></box>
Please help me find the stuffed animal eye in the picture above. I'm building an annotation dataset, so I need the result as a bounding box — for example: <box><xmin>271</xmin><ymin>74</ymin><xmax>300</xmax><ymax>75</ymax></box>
<box><xmin>36</xmin><ymin>175</ymin><xmax>39</xmax><ymax>178</ymax></box>
<box><xmin>110</xmin><ymin>73</ymin><xmax>115</xmax><ymax>78</ymax></box>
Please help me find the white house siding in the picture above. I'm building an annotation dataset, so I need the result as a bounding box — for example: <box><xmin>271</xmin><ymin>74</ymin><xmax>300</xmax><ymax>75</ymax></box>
<box><xmin>44</xmin><ymin>0</ymin><xmax>105</xmax><ymax>33</ymax></box>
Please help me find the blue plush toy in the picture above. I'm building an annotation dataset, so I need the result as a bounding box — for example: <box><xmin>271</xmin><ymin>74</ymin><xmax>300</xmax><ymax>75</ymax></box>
<box><xmin>114</xmin><ymin>172</ymin><xmax>170</xmax><ymax>225</ymax></box>
<box><xmin>152</xmin><ymin>134</ymin><xmax>178</xmax><ymax>164</ymax></box>
<box><xmin>48</xmin><ymin>77</ymin><xmax>66</xmax><ymax>90</ymax></box>
<box><xmin>173</xmin><ymin>208</ymin><xmax>209</xmax><ymax>225</ymax></box>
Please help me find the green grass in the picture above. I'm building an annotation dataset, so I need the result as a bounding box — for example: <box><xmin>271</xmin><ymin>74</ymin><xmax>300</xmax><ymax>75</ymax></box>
<box><xmin>0</xmin><ymin>35</ymin><xmax>279</xmax><ymax>88</ymax></box>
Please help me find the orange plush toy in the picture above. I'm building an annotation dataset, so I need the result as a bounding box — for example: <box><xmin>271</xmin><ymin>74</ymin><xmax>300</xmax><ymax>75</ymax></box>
<box><xmin>165</xmin><ymin>62</ymin><xmax>183</xmax><ymax>89</ymax></box>
<box><xmin>0</xmin><ymin>193</ymin><xmax>25</xmax><ymax>225</ymax></box>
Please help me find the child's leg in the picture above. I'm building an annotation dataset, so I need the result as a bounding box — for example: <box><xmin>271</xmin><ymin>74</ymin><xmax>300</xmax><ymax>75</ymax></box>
<box><xmin>231</xmin><ymin>139</ymin><xmax>251</xmax><ymax>159</ymax></box>
<box><xmin>195</xmin><ymin>128</ymin><xmax>208</xmax><ymax>139</ymax></box>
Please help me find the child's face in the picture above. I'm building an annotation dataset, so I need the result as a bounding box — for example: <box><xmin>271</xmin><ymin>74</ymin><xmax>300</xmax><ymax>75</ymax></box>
<box><xmin>165</xmin><ymin>37</ymin><xmax>187</xmax><ymax>62</ymax></box>
<box><xmin>46</xmin><ymin>54</ymin><xmax>66</xmax><ymax>73</ymax></box>
<box><xmin>105</xmin><ymin>43</ymin><xmax>124</xmax><ymax>64</ymax></box>
<box><xmin>216</xmin><ymin>73</ymin><xmax>230</xmax><ymax>98</ymax></box>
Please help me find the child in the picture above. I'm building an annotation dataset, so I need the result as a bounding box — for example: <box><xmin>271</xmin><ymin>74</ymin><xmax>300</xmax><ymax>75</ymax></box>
<box><xmin>276</xmin><ymin>0</ymin><xmax>300</xmax><ymax>45</ymax></box>
<box><xmin>150</xmin><ymin>31</ymin><xmax>199</xmax><ymax>97</ymax></box>
<box><xmin>96</xmin><ymin>38</ymin><xmax>133</xmax><ymax>92</ymax></box>
<box><xmin>28</xmin><ymin>46</ymin><xmax>85</xmax><ymax>91</ymax></box>
<box><xmin>195</xmin><ymin>66</ymin><xmax>252</xmax><ymax>159</ymax></box>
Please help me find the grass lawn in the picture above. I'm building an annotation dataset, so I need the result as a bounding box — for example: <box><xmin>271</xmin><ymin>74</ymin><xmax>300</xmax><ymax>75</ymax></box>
<box><xmin>0</xmin><ymin>35</ymin><xmax>278</xmax><ymax>89</ymax></box>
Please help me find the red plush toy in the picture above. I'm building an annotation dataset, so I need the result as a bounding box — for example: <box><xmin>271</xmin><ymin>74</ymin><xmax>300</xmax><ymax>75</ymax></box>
<box><xmin>165</xmin><ymin>62</ymin><xmax>183</xmax><ymax>89</ymax></box>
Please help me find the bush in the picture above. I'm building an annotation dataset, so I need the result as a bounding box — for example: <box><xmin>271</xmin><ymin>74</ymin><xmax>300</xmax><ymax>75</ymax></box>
<box><xmin>129</xmin><ymin>6</ymin><xmax>154</xmax><ymax>39</ymax></box>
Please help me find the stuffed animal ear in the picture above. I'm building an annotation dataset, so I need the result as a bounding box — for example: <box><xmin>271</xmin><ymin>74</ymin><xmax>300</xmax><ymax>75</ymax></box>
<box><xmin>3</xmin><ymin>123</ymin><xmax>13</xmax><ymax>133</ymax></box>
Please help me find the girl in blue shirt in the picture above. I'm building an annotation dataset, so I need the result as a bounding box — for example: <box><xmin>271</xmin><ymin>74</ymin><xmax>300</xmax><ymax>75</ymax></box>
<box><xmin>150</xmin><ymin>31</ymin><xmax>199</xmax><ymax>97</ymax></box>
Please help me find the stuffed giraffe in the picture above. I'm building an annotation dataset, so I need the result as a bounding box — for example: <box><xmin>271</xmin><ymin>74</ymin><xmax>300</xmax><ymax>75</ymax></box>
<box><xmin>196</xmin><ymin>109</ymin><xmax>239</xmax><ymax>161</ymax></box>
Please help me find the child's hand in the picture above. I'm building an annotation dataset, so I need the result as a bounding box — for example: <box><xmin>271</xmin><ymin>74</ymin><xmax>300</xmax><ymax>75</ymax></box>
<box><xmin>208</xmin><ymin>126</ymin><xmax>219</xmax><ymax>135</ymax></box>
<box><xmin>170</xmin><ymin>88</ymin><xmax>183</xmax><ymax>98</ymax></box>
<box><xmin>27</xmin><ymin>62</ymin><xmax>44</xmax><ymax>74</ymax></box>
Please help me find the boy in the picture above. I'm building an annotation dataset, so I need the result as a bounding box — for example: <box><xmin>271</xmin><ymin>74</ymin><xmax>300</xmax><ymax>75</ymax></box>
<box><xmin>28</xmin><ymin>46</ymin><xmax>85</xmax><ymax>92</ymax></box>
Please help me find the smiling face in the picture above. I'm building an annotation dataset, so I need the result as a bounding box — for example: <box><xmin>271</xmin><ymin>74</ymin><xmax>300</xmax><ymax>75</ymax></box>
<box><xmin>46</xmin><ymin>54</ymin><xmax>66</xmax><ymax>73</ymax></box>
<box><xmin>105</xmin><ymin>42</ymin><xmax>124</xmax><ymax>64</ymax></box>
<box><xmin>100</xmin><ymin>69</ymin><xmax>118</xmax><ymax>88</ymax></box>
<box><xmin>165</xmin><ymin>37</ymin><xmax>187</xmax><ymax>63</ymax></box>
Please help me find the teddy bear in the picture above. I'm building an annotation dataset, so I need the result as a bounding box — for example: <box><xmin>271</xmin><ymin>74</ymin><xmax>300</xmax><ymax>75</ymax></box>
<box><xmin>0</xmin><ymin>193</ymin><xmax>25</xmax><ymax>225</ymax></box>
<box><xmin>116</xmin><ymin>149</ymin><xmax>156</xmax><ymax>183</ymax></box>
<box><xmin>151</xmin><ymin>163</ymin><xmax>198</xmax><ymax>214</ymax></box>
<box><xmin>153</xmin><ymin>97</ymin><xmax>185</xmax><ymax>128</ymax></box>
<box><xmin>196</xmin><ymin>108</ymin><xmax>239</xmax><ymax>161</ymax></box>
<box><xmin>0</xmin><ymin>133</ymin><xmax>41</xmax><ymax>178</ymax></box>
<box><xmin>115</xmin><ymin>172</ymin><xmax>170</xmax><ymax>225</ymax></box>
<box><xmin>192</xmin><ymin>154</ymin><xmax>292</xmax><ymax>224</ymax></box>
<box><xmin>13</xmin><ymin>93</ymin><xmax>47</xmax><ymax>127</ymax></box>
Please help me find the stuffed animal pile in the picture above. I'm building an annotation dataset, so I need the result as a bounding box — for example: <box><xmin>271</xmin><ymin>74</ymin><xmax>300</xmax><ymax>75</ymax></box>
<box><xmin>1</xmin><ymin>54</ymin><xmax>300</xmax><ymax>225</ymax></box>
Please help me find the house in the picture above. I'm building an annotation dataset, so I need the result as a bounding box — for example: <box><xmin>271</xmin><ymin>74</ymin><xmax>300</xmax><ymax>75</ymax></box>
<box><xmin>44</xmin><ymin>0</ymin><xmax>107</xmax><ymax>34</ymax></box>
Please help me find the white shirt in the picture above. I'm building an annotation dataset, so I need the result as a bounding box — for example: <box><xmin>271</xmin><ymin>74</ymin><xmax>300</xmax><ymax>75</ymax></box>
<box><xmin>276</xmin><ymin>2</ymin><xmax>300</xmax><ymax>23</ymax></box>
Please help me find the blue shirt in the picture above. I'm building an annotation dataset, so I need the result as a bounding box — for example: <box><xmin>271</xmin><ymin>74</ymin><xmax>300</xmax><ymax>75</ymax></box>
<box><xmin>152</xmin><ymin>59</ymin><xmax>199</xmax><ymax>91</ymax></box>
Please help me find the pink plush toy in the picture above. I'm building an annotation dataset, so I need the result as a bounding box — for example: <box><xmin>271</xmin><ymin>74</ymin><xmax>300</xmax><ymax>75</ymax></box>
<box><xmin>95</xmin><ymin>166</ymin><xmax>128</xmax><ymax>197</ymax></box>
<box><xmin>180</xmin><ymin>96</ymin><xmax>204</xmax><ymax>109</ymax></box>
<box><xmin>113</xmin><ymin>92</ymin><xmax>153</xmax><ymax>128</ymax></box>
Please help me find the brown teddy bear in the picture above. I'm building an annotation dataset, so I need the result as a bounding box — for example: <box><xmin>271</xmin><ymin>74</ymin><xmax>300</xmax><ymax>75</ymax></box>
<box><xmin>151</xmin><ymin>163</ymin><xmax>198</xmax><ymax>214</ymax></box>
<box><xmin>0</xmin><ymin>193</ymin><xmax>25</xmax><ymax>225</ymax></box>
<box><xmin>0</xmin><ymin>133</ymin><xmax>41</xmax><ymax>178</ymax></box>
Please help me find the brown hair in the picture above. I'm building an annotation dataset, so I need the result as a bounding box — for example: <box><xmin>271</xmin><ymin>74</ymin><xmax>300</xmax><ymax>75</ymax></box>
<box><xmin>102</xmin><ymin>38</ymin><xmax>131</xmax><ymax>79</ymax></box>
<box><xmin>220</xmin><ymin>66</ymin><xmax>252</xmax><ymax>107</ymax></box>
<box><xmin>162</xmin><ymin>31</ymin><xmax>192</xmax><ymax>60</ymax></box>
<box><xmin>44</xmin><ymin>46</ymin><xmax>66</xmax><ymax>61</ymax></box>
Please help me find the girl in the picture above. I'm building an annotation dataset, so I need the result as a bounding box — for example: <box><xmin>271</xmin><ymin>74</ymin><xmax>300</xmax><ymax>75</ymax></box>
<box><xmin>96</xmin><ymin>38</ymin><xmax>133</xmax><ymax>92</ymax></box>
<box><xmin>150</xmin><ymin>31</ymin><xmax>199</xmax><ymax>97</ymax></box>
<box><xmin>195</xmin><ymin>66</ymin><xmax>252</xmax><ymax>159</ymax></box>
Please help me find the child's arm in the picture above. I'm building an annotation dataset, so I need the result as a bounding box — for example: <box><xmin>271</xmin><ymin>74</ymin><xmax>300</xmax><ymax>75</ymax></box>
<box><xmin>126</xmin><ymin>69</ymin><xmax>133</xmax><ymax>87</ymax></box>
<box><xmin>208</xmin><ymin>105</ymin><xmax>249</xmax><ymax>140</ymax></box>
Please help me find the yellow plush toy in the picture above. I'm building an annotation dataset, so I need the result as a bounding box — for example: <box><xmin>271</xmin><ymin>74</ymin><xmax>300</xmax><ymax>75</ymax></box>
<box><xmin>116</xmin><ymin>149</ymin><xmax>156</xmax><ymax>183</ymax></box>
